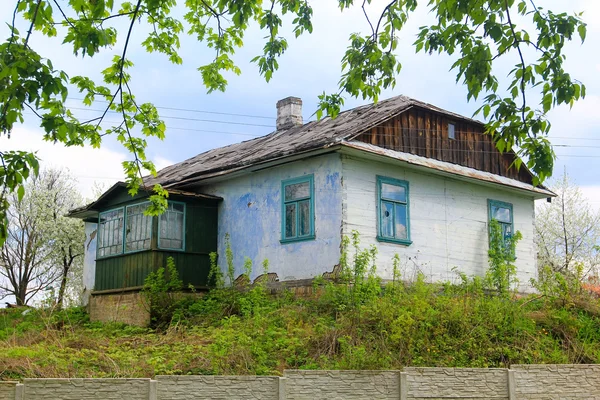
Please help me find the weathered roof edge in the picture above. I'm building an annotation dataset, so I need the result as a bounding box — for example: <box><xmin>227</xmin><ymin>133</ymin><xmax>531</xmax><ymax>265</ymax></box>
<box><xmin>341</xmin><ymin>141</ymin><xmax>556</xmax><ymax>198</ymax></box>
<box><xmin>68</xmin><ymin>181</ymin><xmax>222</xmax><ymax>219</ymax></box>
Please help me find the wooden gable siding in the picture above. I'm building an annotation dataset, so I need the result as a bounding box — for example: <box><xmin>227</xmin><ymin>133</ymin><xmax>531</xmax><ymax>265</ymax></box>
<box><xmin>354</xmin><ymin>107</ymin><xmax>533</xmax><ymax>184</ymax></box>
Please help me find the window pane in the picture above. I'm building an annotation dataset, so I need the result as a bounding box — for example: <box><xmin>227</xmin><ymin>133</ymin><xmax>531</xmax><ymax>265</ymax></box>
<box><xmin>125</xmin><ymin>203</ymin><xmax>151</xmax><ymax>252</ymax></box>
<box><xmin>501</xmin><ymin>222</ymin><xmax>512</xmax><ymax>240</ymax></box>
<box><xmin>380</xmin><ymin>201</ymin><xmax>394</xmax><ymax>238</ymax></box>
<box><xmin>299</xmin><ymin>200</ymin><xmax>311</xmax><ymax>236</ymax></box>
<box><xmin>98</xmin><ymin>208</ymin><xmax>124</xmax><ymax>257</ymax></box>
<box><xmin>175</xmin><ymin>213</ymin><xmax>184</xmax><ymax>240</ymax></box>
<box><xmin>381</xmin><ymin>183</ymin><xmax>406</xmax><ymax>202</ymax></box>
<box><xmin>285</xmin><ymin>203</ymin><xmax>296</xmax><ymax>238</ymax></box>
<box><xmin>160</xmin><ymin>214</ymin><xmax>168</xmax><ymax>237</ymax></box>
<box><xmin>158</xmin><ymin>203</ymin><xmax>185</xmax><ymax>250</ymax></box>
<box><xmin>491</xmin><ymin>205</ymin><xmax>511</xmax><ymax>223</ymax></box>
<box><xmin>285</xmin><ymin>182</ymin><xmax>310</xmax><ymax>201</ymax></box>
<box><xmin>395</xmin><ymin>204</ymin><xmax>408</xmax><ymax>240</ymax></box>
<box><xmin>448</xmin><ymin>123</ymin><xmax>456</xmax><ymax>140</ymax></box>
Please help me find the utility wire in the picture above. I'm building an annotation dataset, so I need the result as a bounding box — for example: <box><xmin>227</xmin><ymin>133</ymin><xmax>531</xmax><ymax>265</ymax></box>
<box><xmin>66</xmin><ymin>97</ymin><xmax>276</xmax><ymax>120</ymax></box>
<box><xmin>65</xmin><ymin>106</ymin><xmax>275</xmax><ymax>127</ymax></box>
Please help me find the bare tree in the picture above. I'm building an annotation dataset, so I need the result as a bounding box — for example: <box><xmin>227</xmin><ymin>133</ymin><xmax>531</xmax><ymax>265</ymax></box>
<box><xmin>535</xmin><ymin>172</ymin><xmax>600</xmax><ymax>279</ymax></box>
<box><xmin>0</xmin><ymin>169</ymin><xmax>85</xmax><ymax>306</ymax></box>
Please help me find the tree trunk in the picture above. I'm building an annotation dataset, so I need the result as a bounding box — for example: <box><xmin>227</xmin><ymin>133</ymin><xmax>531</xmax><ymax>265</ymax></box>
<box><xmin>56</xmin><ymin>263</ymin><xmax>69</xmax><ymax>310</ymax></box>
<box><xmin>16</xmin><ymin>284</ymin><xmax>27</xmax><ymax>306</ymax></box>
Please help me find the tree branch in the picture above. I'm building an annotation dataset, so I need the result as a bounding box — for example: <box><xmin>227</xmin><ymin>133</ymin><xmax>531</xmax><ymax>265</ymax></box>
<box><xmin>504</xmin><ymin>0</ymin><xmax>527</xmax><ymax>125</ymax></box>
<box><xmin>117</xmin><ymin>0</ymin><xmax>149</xmax><ymax>191</ymax></box>
<box><xmin>362</xmin><ymin>0</ymin><xmax>375</xmax><ymax>38</ymax></box>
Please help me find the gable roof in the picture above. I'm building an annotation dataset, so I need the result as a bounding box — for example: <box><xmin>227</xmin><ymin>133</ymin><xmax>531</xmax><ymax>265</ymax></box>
<box><xmin>145</xmin><ymin>95</ymin><xmax>550</xmax><ymax>197</ymax></box>
<box><xmin>146</xmin><ymin>95</ymin><xmax>486</xmax><ymax>189</ymax></box>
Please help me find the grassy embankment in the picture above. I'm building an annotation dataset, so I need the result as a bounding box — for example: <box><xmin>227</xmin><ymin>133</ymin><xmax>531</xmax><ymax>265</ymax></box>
<box><xmin>2</xmin><ymin>267</ymin><xmax>599</xmax><ymax>380</ymax></box>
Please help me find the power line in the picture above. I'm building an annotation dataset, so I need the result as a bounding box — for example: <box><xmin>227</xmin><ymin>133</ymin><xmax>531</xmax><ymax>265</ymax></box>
<box><xmin>66</xmin><ymin>106</ymin><xmax>275</xmax><ymax>128</ymax></box>
<box><xmin>21</xmin><ymin>111</ymin><xmax>264</xmax><ymax>137</ymax></box>
<box><xmin>66</xmin><ymin>97</ymin><xmax>276</xmax><ymax>120</ymax></box>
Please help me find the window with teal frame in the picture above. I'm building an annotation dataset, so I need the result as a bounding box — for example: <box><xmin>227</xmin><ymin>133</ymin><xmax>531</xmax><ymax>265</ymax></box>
<box><xmin>97</xmin><ymin>207</ymin><xmax>125</xmax><ymax>258</ymax></box>
<box><xmin>377</xmin><ymin>176</ymin><xmax>411</xmax><ymax>245</ymax></box>
<box><xmin>281</xmin><ymin>175</ymin><xmax>315</xmax><ymax>243</ymax></box>
<box><xmin>488</xmin><ymin>199</ymin><xmax>514</xmax><ymax>248</ymax></box>
<box><xmin>158</xmin><ymin>201</ymin><xmax>186</xmax><ymax>250</ymax></box>
<box><xmin>125</xmin><ymin>202</ymin><xmax>152</xmax><ymax>253</ymax></box>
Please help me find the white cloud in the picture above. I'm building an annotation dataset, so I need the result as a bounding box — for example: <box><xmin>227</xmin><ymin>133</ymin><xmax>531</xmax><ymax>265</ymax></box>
<box><xmin>1</xmin><ymin>127</ymin><xmax>173</xmax><ymax>200</ymax></box>
<box><xmin>154</xmin><ymin>156</ymin><xmax>174</xmax><ymax>172</ymax></box>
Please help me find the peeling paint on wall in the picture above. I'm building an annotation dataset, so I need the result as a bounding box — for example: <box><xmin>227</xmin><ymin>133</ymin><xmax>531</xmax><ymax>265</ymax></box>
<box><xmin>202</xmin><ymin>153</ymin><xmax>344</xmax><ymax>282</ymax></box>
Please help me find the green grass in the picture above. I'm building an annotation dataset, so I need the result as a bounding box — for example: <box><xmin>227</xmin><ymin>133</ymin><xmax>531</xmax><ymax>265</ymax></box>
<box><xmin>2</xmin><ymin>275</ymin><xmax>600</xmax><ymax>380</ymax></box>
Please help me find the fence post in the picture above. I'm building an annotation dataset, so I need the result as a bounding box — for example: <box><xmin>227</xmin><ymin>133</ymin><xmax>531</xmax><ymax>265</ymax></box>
<box><xmin>507</xmin><ymin>370</ymin><xmax>516</xmax><ymax>400</ymax></box>
<box><xmin>278</xmin><ymin>377</ymin><xmax>287</xmax><ymax>400</ymax></box>
<box><xmin>149</xmin><ymin>380</ymin><xmax>157</xmax><ymax>400</ymax></box>
<box><xmin>14</xmin><ymin>384</ymin><xmax>23</xmax><ymax>400</ymax></box>
<box><xmin>399</xmin><ymin>372</ymin><xmax>408</xmax><ymax>400</ymax></box>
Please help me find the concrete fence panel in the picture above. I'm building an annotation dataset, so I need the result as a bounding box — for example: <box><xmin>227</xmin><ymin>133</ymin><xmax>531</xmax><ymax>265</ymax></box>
<box><xmin>22</xmin><ymin>378</ymin><xmax>151</xmax><ymax>400</ymax></box>
<box><xmin>0</xmin><ymin>382</ymin><xmax>17</xmax><ymax>400</ymax></box>
<box><xmin>403</xmin><ymin>367</ymin><xmax>509</xmax><ymax>399</ymax></box>
<box><xmin>512</xmin><ymin>364</ymin><xmax>600</xmax><ymax>400</ymax></box>
<box><xmin>283</xmin><ymin>370</ymin><xmax>400</xmax><ymax>400</ymax></box>
<box><xmin>155</xmin><ymin>375</ymin><xmax>280</xmax><ymax>400</ymax></box>
<box><xmin>4</xmin><ymin>365</ymin><xmax>600</xmax><ymax>399</ymax></box>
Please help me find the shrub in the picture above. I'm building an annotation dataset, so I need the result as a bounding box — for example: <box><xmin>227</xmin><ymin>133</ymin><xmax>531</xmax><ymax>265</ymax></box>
<box><xmin>142</xmin><ymin>257</ymin><xmax>183</xmax><ymax>329</ymax></box>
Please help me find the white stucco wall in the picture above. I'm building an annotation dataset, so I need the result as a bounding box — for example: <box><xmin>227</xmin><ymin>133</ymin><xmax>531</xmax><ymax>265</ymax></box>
<box><xmin>82</xmin><ymin>222</ymin><xmax>98</xmax><ymax>305</ymax></box>
<box><xmin>201</xmin><ymin>153</ymin><xmax>344</xmax><ymax>281</ymax></box>
<box><xmin>341</xmin><ymin>155</ymin><xmax>537</xmax><ymax>291</ymax></box>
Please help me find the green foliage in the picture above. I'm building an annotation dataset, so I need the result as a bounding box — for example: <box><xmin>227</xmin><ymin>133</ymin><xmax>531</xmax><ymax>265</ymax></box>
<box><xmin>208</xmin><ymin>251</ymin><xmax>224</xmax><ymax>288</ymax></box>
<box><xmin>225</xmin><ymin>233</ymin><xmax>235</xmax><ymax>286</ymax></box>
<box><xmin>314</xmin><ymin>231</ymin><xmax>381</xmax><ymax>315</ymax></box>
<box><xmin>141</xmin><ymin>257</ymin><xmax>183</xmax><ymax>329</ymax></box>
<box><xmin>487</xmin><ymin>219</ymin><xmax>522</xmax><ymax>296</ymax></box>
<box><xmin>0</xmin><ymin>0</ymin><xmax>588</xmax><ymax>246</ymax></box>
<box><xmin>532</xmin><ymin>264</ymin><xmax>584</xmax><ymax>304</ymax></box>
<box><xmin>3</xmin><ymin>256</ymin><xmax>600</xmax><ymax>378</ymax></box>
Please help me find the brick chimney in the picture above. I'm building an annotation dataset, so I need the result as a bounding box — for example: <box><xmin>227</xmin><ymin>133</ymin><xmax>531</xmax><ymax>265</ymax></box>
<box><xmin>276</xmin><ymin>96</ymin><xmax>303</xmax><ymax>131</ymax></box>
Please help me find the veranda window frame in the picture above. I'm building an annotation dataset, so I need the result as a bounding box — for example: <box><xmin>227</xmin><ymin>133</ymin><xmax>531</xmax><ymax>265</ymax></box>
<box><xmin>158</xmin><ymin>201</ymin><xmax>187</xmax><ymax>251</ymax></box>
<box><xmin>97</xmin><ymin>207</ymin><xmax>125</xmax><ymax>259</ymax></box>
<box><xmin>124</xmin><ymin>201</ymin><xmax>153</xmax><ymax>254</ymax></box>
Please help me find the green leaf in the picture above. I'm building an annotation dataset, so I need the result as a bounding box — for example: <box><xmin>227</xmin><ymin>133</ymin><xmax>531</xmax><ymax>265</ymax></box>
<box><xmin>17</xmin><ymin>185</ymin><xmax>25</xmax><ymax>202</ymax></box>
<box><xmin>578</xmin><ymin>24</ymin><xmax>586</xmax><ymax>42</ymax></box>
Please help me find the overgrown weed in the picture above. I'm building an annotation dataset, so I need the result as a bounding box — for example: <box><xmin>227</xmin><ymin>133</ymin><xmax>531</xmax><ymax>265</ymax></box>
<box><xmin>2</xmin><ymin>231</ymin><xmax>600</xmax><ymax>379</ymax></box>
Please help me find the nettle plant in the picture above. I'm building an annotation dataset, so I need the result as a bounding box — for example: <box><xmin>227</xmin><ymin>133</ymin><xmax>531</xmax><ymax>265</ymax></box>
<box><xmin>0</xmin><ymin>0</ymin><xmax>589</xmax><ymax>245</ymax></box>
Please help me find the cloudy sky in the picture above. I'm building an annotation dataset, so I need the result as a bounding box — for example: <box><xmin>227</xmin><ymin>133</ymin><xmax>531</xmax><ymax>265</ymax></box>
<box><xmin>1</xmin><ymin>0</ymin><xmax>599</xmax><ymax>206</ymax></box>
